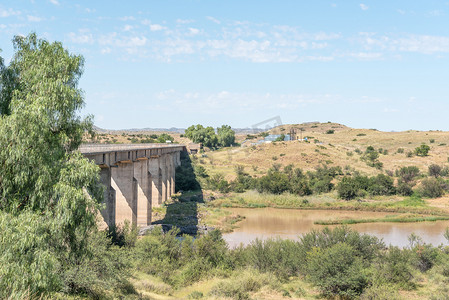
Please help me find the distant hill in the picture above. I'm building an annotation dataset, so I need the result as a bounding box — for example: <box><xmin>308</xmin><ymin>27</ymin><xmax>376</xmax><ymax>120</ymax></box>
<box><xmin>92</xmin><ymin>126</ymin><xmax>264</xmax><ymax>135</ymax></box>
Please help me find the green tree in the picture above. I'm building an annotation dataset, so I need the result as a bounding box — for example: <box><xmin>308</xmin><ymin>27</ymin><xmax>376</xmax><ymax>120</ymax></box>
<box><xmin>415</xmin><ymin>144</ymin><xmax>430</xmax><ymax>157</ymax></box>
<box><xmin>157</xmin><ymin>133</ymin><xmax>174</xmax><ymax>143</ymax></box>
<box><xmin>0</xmin><ymin>51</ymin><xmax>20</xmax><ymax>115</ymax></box>
<box><xmin>0</xmin><ymin>33</ymin><xmax>110</xmax><ymax>296</ymax></box>
<box><xmin>217</xmin><ymin>124</ymin><xmax>235</xmax><ymax>147</ymax></box>
<box><xmin>185</xmin><ymin>124</ymin><xmax>218</xmax><ymax>148</ymax></box>
<box><xmin>361</xmin><ymin>146</ymin><xmax>383</xmax><ymax>169</ymax></box>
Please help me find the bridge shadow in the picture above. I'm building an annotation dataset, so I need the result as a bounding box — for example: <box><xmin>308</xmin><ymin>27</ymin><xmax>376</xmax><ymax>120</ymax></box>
<box><xmin>152</xmin><ymin>151</ymin><xmax>205</xmax><ymax>236</ymax></box>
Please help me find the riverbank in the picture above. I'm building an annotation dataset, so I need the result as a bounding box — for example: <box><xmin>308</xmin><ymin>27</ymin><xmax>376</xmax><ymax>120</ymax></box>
<box><xmin>207</xmin><ymin>190</ymin><xmax>449</xmax><ymax>223</ymax></box>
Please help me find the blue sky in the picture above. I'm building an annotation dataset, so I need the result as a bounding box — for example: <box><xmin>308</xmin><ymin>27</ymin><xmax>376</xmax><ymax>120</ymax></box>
<box><xmin>1</xmin><ymin>1</ymin><xmax>449</xmax><ymax>131</ymax></box>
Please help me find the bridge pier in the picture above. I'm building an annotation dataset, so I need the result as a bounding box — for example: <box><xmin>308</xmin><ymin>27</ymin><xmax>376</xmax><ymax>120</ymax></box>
<box><xmin>111</xmin><ymin>161</ymin><xmax>137</xmax><ymax>226</ymax></box>
<box><xmin>134</xmin><ymin>158</ymin><xmax>151</xmax><ymax>226</ymax></box>
<box><xmin>80</xmin><ymin>144</ymin><xmax>185</xmax><ymax>227</ymax></box>
<box><xmin>148</xmin><ymin>157</ymin><xmax>162</xmax><ymax>208</ymax></box>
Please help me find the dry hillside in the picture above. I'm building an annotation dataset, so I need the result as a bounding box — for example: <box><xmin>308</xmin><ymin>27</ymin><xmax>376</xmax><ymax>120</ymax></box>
<box><xmin>199</xmin><ymin>122</ymin><xmax>449</xmax><ymax>181</ymax></box>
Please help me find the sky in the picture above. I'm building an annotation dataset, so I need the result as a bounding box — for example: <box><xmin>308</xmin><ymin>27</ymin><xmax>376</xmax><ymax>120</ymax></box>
<box><xmin>1</xmin><ymin>1</ymin><xmax>449</xmax><ymax>131</ymax></box>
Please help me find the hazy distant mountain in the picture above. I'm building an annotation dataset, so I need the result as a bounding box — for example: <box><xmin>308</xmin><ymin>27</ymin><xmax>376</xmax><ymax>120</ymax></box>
<box><xmin>93</xmin><ymin>126</ymin><xmax>265</xmax><ymax>134</ymax></box>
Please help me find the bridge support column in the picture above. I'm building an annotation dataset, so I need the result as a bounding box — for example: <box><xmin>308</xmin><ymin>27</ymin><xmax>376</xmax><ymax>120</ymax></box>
<box><xmin>99</xmin><ymin>166</ymin><xmax>115</xmax><ymax>228</ymax></box>
<box><xmin>111</xmin><ymin>162</ymin><xmax>137</xmax><ymax>226</ymax></box>
<box><xmin>134</xmin><ymin>158</ymin><xmax>151</xmax><ymax>226</ymax></box>
<box><xmin>170</xmin><ymin>154</ymin><xmax>176</xmax><ymax>195</ymax></box>
<box><xmin>149</xmin><ymin>157</ymin><xmax>162</xmax><ymax>207</ymax></box>
<box><xmin>161</xmin><ymin>154</ymin><xmax>168</xmax><ymax>202</ymax></box>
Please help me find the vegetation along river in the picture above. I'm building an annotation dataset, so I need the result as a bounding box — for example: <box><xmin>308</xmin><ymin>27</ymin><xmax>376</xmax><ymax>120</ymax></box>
<box><xmin>222</xmin><ymin>208</ymin><xmax>449</xmax><ymax>248</ymax></box>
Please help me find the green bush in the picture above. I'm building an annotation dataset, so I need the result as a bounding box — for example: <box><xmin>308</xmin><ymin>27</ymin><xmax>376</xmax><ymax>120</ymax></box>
<box><xmin>419</xmin><ymin>177</ymin><xmax>444</xmax><ymax>198</ymax></box>
<box><xmin>368</xmin><ymin>174</ymin><xmax>396</xmax><ymax>196</ymax></box>
<box><xmin>244</xmin><ymin>238</ymin><xmax>301</xmax><ymax>280</ymax></box>
<box><xmin>306</xmin><ymin>243</ymin><xmax>368</xmax><ymax>298</ymax></box>
<box><xmin>325</xmin><ymin>129</ymin><xmax>335</xmax><ymax>134</ymax></box>
<box><xmin>429</xmin><ymin>164</ymin><xmax>442</xmax><ymax>177</ymax></box>
<box><xmin>371</xmin><ymin>247</ymin><xmax>415</xmax><ymax>290</ymax></box>
<box><xmin>395</xmin><ymin>166</ymin><xmax>420</xmax><ymax>184</ymax></box>
<box><xmin>210</xmin><ymin>269</ymin><xmax>278</xmax><ymax>300</ymax></box>
<box><xmin>415</xmin><ymin>144</ymin><xmax>430</xmax><ymax>157</ymax></box>
<box><xmin>257</xmin><ymin>171</ymin><xmax>290</xmax><ymax>194</ymax></box>
<box><xmin>397</xmin><ymin>182</ymin><xmax>414</xmax><ymax>196</ymax></box>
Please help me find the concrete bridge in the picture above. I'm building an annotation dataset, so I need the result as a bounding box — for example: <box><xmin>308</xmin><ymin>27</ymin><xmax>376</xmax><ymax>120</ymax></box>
<box><xmin>79</xmin><ymin>144</ymin><xmax>185</xmax><ymax>228</ymax></box>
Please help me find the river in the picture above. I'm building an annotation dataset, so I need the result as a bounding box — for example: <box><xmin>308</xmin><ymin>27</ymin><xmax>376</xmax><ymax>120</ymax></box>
<box><xmin>222</xmin><ymin>208</ymin><xmax>449</xmax><ymax>248</ymax></box>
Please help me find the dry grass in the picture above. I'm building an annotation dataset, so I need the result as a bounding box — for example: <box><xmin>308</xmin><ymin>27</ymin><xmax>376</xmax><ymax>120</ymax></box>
<box><xmin>197</xmin><ymin>123</ymin><xmax>449</xmax><ymax>181</ymax></box>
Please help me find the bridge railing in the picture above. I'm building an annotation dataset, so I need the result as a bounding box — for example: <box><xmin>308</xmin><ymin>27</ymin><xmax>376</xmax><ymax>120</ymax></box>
<box><xmin>79</xmin><ymin>143</ymin><xmax>184</xmax><ymax>154</ymax></box>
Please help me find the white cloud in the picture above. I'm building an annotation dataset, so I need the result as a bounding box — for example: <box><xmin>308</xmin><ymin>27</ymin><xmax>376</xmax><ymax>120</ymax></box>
<box><xmin>429</xmin><ymin>10</ymin><xmax>443</xmax><ymax>17</ymax></box>
<box><xmin>123</xmin><ymin>24</ymin><xmax>133</xmax><ymax>31</ymax></box>
<box><xmin>149</xmin><ymin>24</ymin><xmax>166</xmax><ymax>31</ymax></box>
<box><xmin>188</xmin><ymin>27</ymin><xmax>199</xmax><ymax>35</ymax></box>
<box><xmin>360</xmin><ymin>33</ymin><xmax>449</xmax><ymax>54</ymax></box>
<box><xmin>49</xmin><ymin>0</ymin><xmax>59</xmax><ymax>5</ymax></box>
<box><xmin>68</xmin><ymin>32</ymin><xmax>93</xmax><ymax>44</ymax></box>
<box><xmin>153</xmin><ymin>90</ymin><xmax>337</xmax><ymax>113</ymax></box>
<box><xmin>206</xmin><ymin>16</ymin><xmax>220</xmax><ymax>24</ymax></box>
<box><xmin>349</xmin><ymin>52</ymin><xmax>383</xmax><ymax>59</ymax></box>
<box><xmin>177</xmin><ymin>19</ymin><xmax>194</xmax><ymax>24</ymax></box>
<box><xmin>360</xmin><ymin>4</ymin><xmax>369</xmax><ymax>10</ymax></box>
<box><xmin>0</xmin><ymin>8</ymin><xmax>21</xmax><ymax>17</ymax></box>
<box><xmin>101</xmin><ymin>47</ymin><xmax>111</xmax><ymax>54</ymax></box>
<box><xmin>27</xmin><ymin>15</ymin><xmax>43</xmax><ymax>22</ymax></box>
<box><xmin>119</xmin><ymin>16</ymin><xmax>135</xmax><ymax>21</ymax></box>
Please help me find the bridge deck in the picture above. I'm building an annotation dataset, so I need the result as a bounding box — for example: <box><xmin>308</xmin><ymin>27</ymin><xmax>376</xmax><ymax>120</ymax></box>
<box><xmin>79</xmin><ymin>143</ymin><xmax>184</xmax><ymax>155</ymax></box>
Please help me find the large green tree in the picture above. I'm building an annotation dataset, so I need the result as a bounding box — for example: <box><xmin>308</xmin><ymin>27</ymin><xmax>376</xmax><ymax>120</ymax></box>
<box><xmin>217</xmin><ymin>124</ymin><xmax>235</xmax><ymax>147</ymax></box>
<box><xmin>0</xmin><ymin>33</ymin><xmax>110</xmax><ymax>296</ymax></box>
<box><xmin>185</xmin><ymin>124</ymin><xmax>218</xmax><ymax>148</ymax></box>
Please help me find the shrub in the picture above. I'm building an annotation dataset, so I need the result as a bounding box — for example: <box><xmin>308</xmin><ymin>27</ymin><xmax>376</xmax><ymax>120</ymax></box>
<box><xmin>361</xmin><ymin>146</ymin><xmax>382</xmax><ymax>168</ymax></box>
<box><xmin>311</xmin><ymin>177</ymin><xmax>334</xmax><ymax>194</ymax></box>
<box><xmin>337</xmin><ymin>176</ymin><xmax>370</xmax><ymax>200</ymax></box>
<box><xmin>360</xmin><ymin>284</ymin><xmax>401</xmax><ymax>300</ymax></box>
<box><xmin>410</xmin><ymin>244</ymin><xmax>439</xmax><ymax>272</ymax></box>
<box><xmin>429</xmin><ymin>164</ymin><xmax>442</xmax><ymax>177</ymax></box>
<box><xmin>415</xmin><ymin>144</ymin><xmax>430</xmax><ymax>157</ymax></box>
<box><xmin>368</xmin><ymin>174</ymin><xmax>396</xmax><ymax>196</ymax></box>
<box><xmin>419</xmin><ymin>177</ymin><xmax>444</xmax><ymax>198</ymax></box>
<box><xmin>257</xmin><ymin>171</ymin><xmax>290</xmax><ymax>194</ymax></box>
<box><xmin>245</xmin><ymin>238</ymin><xmax>301</xmax><ymax>280</ymax></box>
<box><xmin>395</xmin><ymin>166</ymin><xmax>420</xmax><ymax>184</ymax></box>
<box><xmin>430</xmin><ymin>139</ymin><xmax>435</xmax><ymax>143</ymax></box>
<box><xmin>209</xmin><ymin>269</ymin><xmax>278</xmax><ymax>300</ymax></box>
<box><xmin>371</xmin><ymin>247</ymin><xmax>415</xmax><ymax>290</ymax></box>
<box><xmin>397</xmin><ymin>182</ymin><xmax>414</xmax><ymax>196</ymax></box>
<box><xmin>325</xmin><ymin>129</ymin><xmax>335</xmax><ymax>134</ymax></box>
<box><xmin>397</xmin><ymin>148</ymin><xmax>404</xmax><ymax>153</ymax></box>
<box><xmin>306</xmin><ymin>243</ymin><xmax>368</xmax><ymax>298</ymax></box>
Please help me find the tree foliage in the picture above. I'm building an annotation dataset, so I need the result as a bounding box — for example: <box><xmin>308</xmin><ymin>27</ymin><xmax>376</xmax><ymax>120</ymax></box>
<box><xmin>185</xmin><ymin>124</ymin><xmax>235</xmax><ymax>148</ymax></box>
<box><xmin>0</xmin><ymin>33</ymin><xmax>118</xmax><ymax>296</ymax></box>
<box><xmin>415</xmin><ymin>144</ymin><xmax>430</xmax><ymax>157</ymax></box>
<box><xmin>185</xmin><ymin>124</ymin><xmax>218</xmax><ymax>148</ymax></box>
<box><xmin>217</xmin><ymin>124</ymin><xmax>235</xmax><ymax>147</ymax></box>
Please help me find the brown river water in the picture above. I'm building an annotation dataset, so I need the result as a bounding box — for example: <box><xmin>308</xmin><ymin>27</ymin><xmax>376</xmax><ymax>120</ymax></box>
<box><xmin>222</xmin><ymin>208</ymin><xmax>449</xmax><ymax>248</ymax></box>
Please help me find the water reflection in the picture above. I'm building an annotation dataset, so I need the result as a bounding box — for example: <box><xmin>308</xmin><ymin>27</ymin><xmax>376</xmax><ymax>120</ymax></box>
<box><xmin>222</xmin><ymin>208</ymin><xmax>449</xmax><ymax>248</ymax></box>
